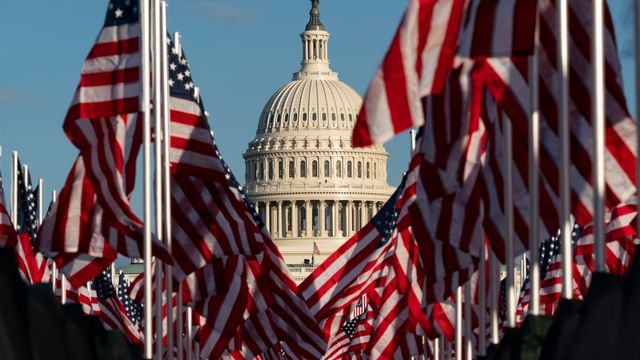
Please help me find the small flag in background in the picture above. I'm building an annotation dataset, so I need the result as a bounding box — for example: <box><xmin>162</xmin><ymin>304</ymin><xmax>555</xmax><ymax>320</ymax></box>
<box><xmin>313</xmin><ymin>241</ymin><xmax>320</xmax><ymax>256</ymax></box>
<box><xmin>93</xmin><ymin>267</ymin><xmax>144</xmax><ymax>349</ymax></box>
<box><xmin>118</xmin><ymin>272</ymin><xmax>142</xmax><ymax>326</ymax></box>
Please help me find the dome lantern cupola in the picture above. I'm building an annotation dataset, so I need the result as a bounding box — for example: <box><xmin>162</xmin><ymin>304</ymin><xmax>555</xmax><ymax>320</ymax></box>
<box><xmin>296</xmin><ymin>0</ymin><xmax>336</xmax><ymax>80</ymax></box>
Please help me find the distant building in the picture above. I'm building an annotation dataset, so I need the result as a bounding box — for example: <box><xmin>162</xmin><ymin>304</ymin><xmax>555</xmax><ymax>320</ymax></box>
<box><xmin>243</xmin><ymin>0</ymin><xmax>394</xmax><ymax>282</ymax></box>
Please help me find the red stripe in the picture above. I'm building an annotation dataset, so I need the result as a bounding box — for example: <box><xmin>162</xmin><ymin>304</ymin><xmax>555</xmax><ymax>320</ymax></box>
<box><xmin>79</xmin><ymin>67</ymin><xmax>139</xmax><ymax>87</ymax></box>
<box><xmin>382</xmin><ymin>22</ymin><xmax>414</xmax><ymax>134</ymax></box>
<box><xmin>86</xmin><ymin>38</ymin><xmax>139</xmax><ymax>59</ymax></box>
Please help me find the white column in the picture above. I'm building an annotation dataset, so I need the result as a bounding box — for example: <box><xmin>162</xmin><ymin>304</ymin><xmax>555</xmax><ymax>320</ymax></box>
<box><xmin>277</xmin><ymin>201</ymin><xmax>283</xmax><ymax>238</ymax></box>
<box><xmin>306</xmin><ymin>201</ymin><xmax>312</xmax><ymax>237</ymax></box>
<box><xmin>292</xmin><ymin>201</ymin><xmax>298</xmax><ymax>238</ymax></box>
<box><xmin>319</xmin><ymin>200</ymin><xmax>326</xmax><ymax>236</ymax></box>
<box><xmin>264</xmin><ymin>201</ymin><xmax>270</xmax><ymax>233</ymax></box>
<box><xmin>359</xmin><ymin>201</ymin><xmax>366</xmax><ymax>229</ymax></box>
<box><xmin>332</xmin><ymin>201</ymin><xmax>338</xmax><ymax>237</ymax></box>
<box><xmin>346</xmin><ymin>201</ymin><xmax>352</xmax><ymax>237</ymax></box>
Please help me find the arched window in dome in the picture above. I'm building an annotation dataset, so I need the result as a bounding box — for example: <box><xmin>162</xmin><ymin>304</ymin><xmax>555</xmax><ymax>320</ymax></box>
<box><xmin>284</xmin><ymin>114</ymin><xmax>289</xmax><ymax>125</ymax></box>
<box><xmin>289</xmin><ymin>160</ymin><xmax>295</xmax><ymax>178</ymax></box>
<box><xmin>324</xmin><ymin>160</ymin><xmax>330</xmax><ymax>177</ymax></box>
<box><xmin>336</xmin><ymin>160</ymin><xmax>342</xmax><ymax>177</ymax></box>
<box><xmin>259</xmin><ymin>161</ymin><xmax>265</xmax><ymax>181</ymax></box>
<box><xmin>300</xmin><ymin>160</ymin><xmax>307</xmax><ymax>178</ymax></box>
<box><xmin>341</xmin><ymin>113</ymin><xmax>345</xmax><ymax>121</ymax></box>
<box><xmin>322</xmin><ymin>113</ymin><xmax>326</xmax><ymax>121</ymax></box>
<box><xmin>312</xmin><ymin>113</ymin><xmax>317</xmax><ymax>121</ymax></box>
<box><xmin>293</xmin><ymin>113</ymin><xmax>297</xmax><ymax>123</ymax></box>
<box><xmin>276</xmin><ymin>114</ymin><xmax>281</xmax><ymax>127</ymax></box>
<box><xmin>332</xmin><ymin>113</ymin><xmax>336</xmax><ymax>121</ymax></box>
<box><xmin>349</xmin><ymin>114</ymin><xmax>353</xmax><ymax>122</ymax></box>
<box><xmin>347</xmin><ymin>161</ymin><xmax>352</xmax><ymax>178</ymax></box>
<box><xmin>278</xmin><ymin>159</ymin><xmax>284</xmax><ymax>179</ymax></box>
<box><xmin>366</xmin><ymin>162</ymin><xmax>370</xmax><ymax>179</ymax></box>
<box><xmin>303</xmin><ymin>113</ymin><xmax>307</xmax><ymax>122</ymax></box>
<box><xmin>312</xmin><ymin>160</ymin><xmax>318</xmax><ymax>177</ymax></box>
<box><xmin>268</xmin><ymin>160</ymin><xmax>274</xmax><ymax>180</ymax></box>
<box><xmin>357</xmin><ymin>161</ymin><xmax>362</xmax><ymax>178</ymax></box>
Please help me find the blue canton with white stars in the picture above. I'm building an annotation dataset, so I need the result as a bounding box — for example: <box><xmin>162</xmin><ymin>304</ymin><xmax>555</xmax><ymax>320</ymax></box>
<box><xmin>518</xmin><ymin>223</ymin><xmax>583</xmax><ymax>298</ymax></box>
<box><xmin>118</xmin><ymin>272</ymin><xmax>142</xmax><ymax>325</ymax></box>
<box><xmin>168</xmin><ymin>37</ymin><xmax>200</xmax><ymax>103</ymax></box>
<box><xmin>104</xmin><ymin>0</ymin><xmax>138</xmax><ymax>27</ymax></box>
<box><xmin>93</xmin><ymin>267</ymin><xmax>117</xmax><ymax>301</ymax></box>
<box><xmin>17</xmin><ymin>161</ymin><xmax>39</xmax><ymax>242</ymax></box>
<box><xmin>371</xmin><ymin>177</ymin><xmax>406</xmax><ymax>247</ymax></box>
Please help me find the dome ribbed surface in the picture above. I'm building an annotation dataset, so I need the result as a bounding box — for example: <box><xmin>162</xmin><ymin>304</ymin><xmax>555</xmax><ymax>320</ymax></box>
<box><xmin>256</xmin><ymin>78</ymin><xmax>362</xmax><ymax>135</ymax></box>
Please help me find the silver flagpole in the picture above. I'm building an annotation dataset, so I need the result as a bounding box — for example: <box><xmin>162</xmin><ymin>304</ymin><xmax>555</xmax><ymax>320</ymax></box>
<box><xmin>141</xmin><ymin>0</ymin><xmax>154</xmax><ymax>357</ymax></box>
<box><xmin>51</xmin><ymin>190</ymin><xmax>57</xmax><ymax>293</ymax></box>
<box><xmin>433</xmin><ymin>337</ymin><xmax>440</xmax><ymax>360</ymax></box>
<box><xmin>439</xmin><ymin>335</ymin><xmax>445</xmax><ymax>360</ymax></box>
<box><xmin>478</xmin><ymin>242</ymin><xmax>487</xmax><ymax>355</ymax></box>
<box><xmin>455</xmin><ymin>285</ymin><xmax>462</xmax><ymax>360</ymax></box>
<box><xmin>489</xmin><ymin>249</ymin><xmax>499</xmax><ymax>344</ymax></box>
<box><xmin>152</xmin><ymin>0</ymin><xmax>164</xmax><ymax>357</ymax></box>
<box><xmin>529</xmin><ymin>15</ymin><xmax>541</xmax><ymax>312</ymax></box>
<box><xmin>464</xmin><ymin>282</ymin><xmax>472</xmax><ymax>360</ymax></box>
<box><xmin>445</xmin><ymin>339</ymin><xmax>452</xmax><ymax>360</ymax></box>
<box><xmin>37</xmin><ymin>179</ymin><xmax>43</xmax><ymax>225</ymax></box>
<box><xmin>558</xmin><ymin>0</ymin><xmax>573</xmax><ymax>300</ymax></box>
<box><xmin>592</xmin><ymin>0</ymin><xmax>605</xmax><ymax>273</ymax></box>
<box><xmin>504</xmin><ymin>105</ymin><xmax>516</xmax><ymax>328</ymax></box>
<box><xmin>11</xmin><ymin>151</ymin><xmax>17</xmax><ymax>226</ymax></box>
<box><xmin>186</xmin><ymin>306</ymin><xmax>193</xmax><ymax>360</ymax></box>
<box><xmin>410</xmin><ymin>129</ymin><xmax>417</xmax><ymax>153</ymax></box>
<box><xmin>160</xmin><ymin>2</ymin><xmax>175</xmax><ymax>357</ymax></box>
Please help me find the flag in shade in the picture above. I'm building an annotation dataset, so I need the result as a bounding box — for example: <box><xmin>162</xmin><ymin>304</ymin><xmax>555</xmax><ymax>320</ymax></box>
<box><xmin>117</xmin><ymin>272</ymin><xmax>142</xmax><ymax>326</ymax></box>
<box><xmin>36</xmin><ymin>0</ymin><xmax>171</xmax><ymax>288</ymax></box>
<box><xmin>13</xmin><ymin>161</ymin><xmax>48</xmax><ymax>284</ymax></box>
<box><xmin>92</xmin><ymin>267</ymin><xmax>144</xmax><ymax>350</ymax></box>
<box><xmin>54</xmin><ymin>274</ymin><xmax>101</xmax><ymax>316</ymax></box>
<box><xmin>0</xmin><ymin>167</ymin><xmax>18</xmax><ymax>249</ymax></box>
<box><xmin>313</xmin><ymin>241</ymin><xmax>320</xmax><ymax>256</ymax></box>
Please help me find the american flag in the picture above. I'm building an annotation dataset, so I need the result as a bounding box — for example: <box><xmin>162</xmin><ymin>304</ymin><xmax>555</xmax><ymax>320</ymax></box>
<box><xmin>516</xmin><ymin>223</ymin><xmax>582</xmax><ymax>325</ymax></box>
<box><xmin>36</xmin><ymin>0</ymin><xmax>171</xmax><ymax>287</ymax></box>
<box><xmin>166</xmin><ymin>36</ymin><xmax>262</xmax><ymax>286</ymax></box>
<box><xmin>54</xmin><ymin>275</ymin><xmax>101</xmax><ymax>316</ymax></box>
<box><xmin>16</xmin><ymin>161</ymin><xmax>38</xmax><ymax>241</ymax></box>
<box><xmin>93</xmin><ymin>267</ymin><xmax>144</xmax><ymax>349</ymax></box>
<box><xmin>62</xmin><ymin>0</ymin><xmax>144</xmax><ymax>236</ymax></box>
<box><xmin>0</xmin><ymin>167</ymin><xmax>18</xmax><ymax>248</ymax></box>
<box><xmin>353</xmin><ymin>0</ymin><xmax>537</xmax><ymax>147</ymax></box>
<box><xmin>118</xmin><ymin>272</ymin><xmax>142</xmax><ymax>326</ymax></box>
<box><xmin>353</xmin><ymin>0</ymin><xmax>465</xmax><ymax>147</ymax></box>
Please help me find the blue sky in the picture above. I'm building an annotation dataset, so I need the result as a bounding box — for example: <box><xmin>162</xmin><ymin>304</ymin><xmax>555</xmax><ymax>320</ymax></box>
<box><xmin>0</xmin><ymin>0</ymin><xmax>636</xmax><ymax>213</ymax></box>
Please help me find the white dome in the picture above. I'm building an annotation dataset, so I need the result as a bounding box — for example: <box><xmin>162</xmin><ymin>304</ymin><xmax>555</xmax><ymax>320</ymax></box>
<box><xmin>256</xmin><ymin>78</ymin><xmax>362</xmax><ymax>135</ymax></box>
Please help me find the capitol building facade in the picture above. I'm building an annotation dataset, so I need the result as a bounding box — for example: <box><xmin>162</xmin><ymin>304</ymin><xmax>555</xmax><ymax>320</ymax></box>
<box><xmin>243</xmin><ymin>1</ymin><xmax>394</xmax><ymax>281</ymax></box>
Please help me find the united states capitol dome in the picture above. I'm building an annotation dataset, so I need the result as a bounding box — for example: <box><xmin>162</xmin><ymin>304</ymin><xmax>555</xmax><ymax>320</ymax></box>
<box><xmin>244</xmin><ymin>0</ymin><xmax>394</xmax><ymax>279</ymax></box>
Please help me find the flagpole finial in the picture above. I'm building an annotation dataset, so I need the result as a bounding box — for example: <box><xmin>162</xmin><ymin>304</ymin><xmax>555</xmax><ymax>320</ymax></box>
<box><xmin>306</xmin><ymin>0</ymin><xmax>324</xmax><ymax>31</ymax></box>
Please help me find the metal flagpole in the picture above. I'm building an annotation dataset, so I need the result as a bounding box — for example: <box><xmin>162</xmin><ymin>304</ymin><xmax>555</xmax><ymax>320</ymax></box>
<box><xmin>636</xmin><ymin>0</ymin><xmax>640</xmax><ymax>250</ymax></box>
<box><xmin>37</xmin><ymin>179</ymin><xmax>43</xmax><ymax>225</ymax></box>
<box><xmin>439</xmin><ymin>336</ymin><xmax>445</xmax><ymax>360</ymax></box>
<box><xmin>11</xmin><ymin>151</ymin><xmax>17</xmax><ymax>226</ymax></box>
<box><xmin>529</xmin><ymin>12</ymin><xmax>541</xmax><ymax>312</ymax></box>
<box><xmin>51</xmin><ymin>190</ymin><xmax>57</xmax><ymax>293</ymax></box>
<box><xmin>140</xmin><ymin>0</ymin><xmax>154</xmax><ymax>357</ymax></box>
<box><xmin>478</xmin><ymin>242</ymin><xmax>487</xmax><ymax>355</ymax></box>
<box><xmin>489</xmin><ymin>249</ymin><xmax>499</xmax><ymax>344</ymax></box>
<box><xmin>186</xmin><ymin>306</ymin><xmax>193</xmax><ymax>360</ymax></box>
<box><xmin>592</xmin><ymin>0</ymin><xmax>605</xmax><ymax>273</ymax></box>
<box><xmin>464</xmin><ymin>282</ymin><xmax>472</xmax><ymax>360</ymax></box>
<box><xmin>557</xmin><ymin>0</ymin><xmax>573</xmax><ymax>300</ymax></box>
<box><xmin>504</xmin><ymin>105</ymin><xmax>516</xmax><ymax>328</ymax></box>
<box><xmin>455</xmin><ymin>285</ymin><xmax>462</xmax><ymax>360</ymax></box>
<box><xmin>152</xmin><ymin>0</ymin><xmax>165</xmax><ymax>357</ymax></box>
<box><xmin>433</xmin><ymin>337</ymin><xmax>440</xmax><ymax>360</ymax></box>
<box><xmin>160</xmin><ymin>2</ymin><xmax>175</xmax><ymax>357</ymax></box>
<box><xmin>409</xmin><ymin>129</ymin><xmax>417</xmax><ymax>154</ymax></box>
<box><xmin>445</xmin><ymin>340</ymin><xmax>452</xmax><ymax>360</ymax></box>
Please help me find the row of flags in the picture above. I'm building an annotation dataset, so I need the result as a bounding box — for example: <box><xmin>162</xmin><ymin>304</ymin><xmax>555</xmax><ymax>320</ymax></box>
<box><xmin>0</xmin><ymin>0</ymin><xmax>639</xmax><ymax>358</ymax></box>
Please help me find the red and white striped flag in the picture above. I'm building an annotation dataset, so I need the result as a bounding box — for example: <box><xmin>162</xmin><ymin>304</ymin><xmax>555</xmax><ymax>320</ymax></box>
<box><xmin>62</xmin><ymin>0</ymin><xmax>144</xmax><ymax>237</ymax></box>
<box><xmin>353</xmin><ymin>0</ymin><xmax>466</xmax><ymax>147</ymax></box>
<box><xmin>36</xmin><ymin>0</ymin><xmax>171</xmax><ymax>287</ymax></box>
<box><xmin>353</xmin><ymin>0</ymin><xmax>538</xmax><ymax>147</ymax></box>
